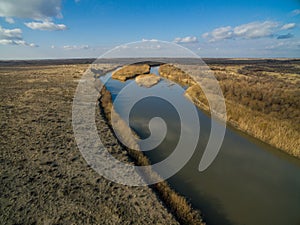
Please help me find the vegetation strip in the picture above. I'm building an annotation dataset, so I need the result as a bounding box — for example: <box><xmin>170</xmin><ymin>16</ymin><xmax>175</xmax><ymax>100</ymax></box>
<box><xmin>159</xmin><ymin>63</ymin><xmax>300</xmax><ymax>158</ymax></box>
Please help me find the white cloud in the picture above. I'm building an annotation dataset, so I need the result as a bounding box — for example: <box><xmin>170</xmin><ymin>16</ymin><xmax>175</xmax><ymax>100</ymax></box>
<box><xmin>63</xmin><ymin>45</ymin><xmax>89</xmax><ymax>50</ymax></box>
<box><xmin>0</xmin><ymin>39</ymin><xmax>37</xmax><ymax>47</ymax></box>
<box><xmin>13</xmin><ymin>40</ymin><xmax>38</xmax><ymax>47</ymax></box>
<box><xmin>291</xmin><ymin>9</ymin><xmax>300</xmax><ymax>16</ymax></box>
<box><xmin>0</xmin><ymin>25</ymin><xmax>37</xmax><ymax>47</ymax></box>
<box><xmin>142</xmin><ymin>38</ymin><xmax>159</xmax><ymax>42</ymax></box>
<box><xmin>0</xmin><ymin>26</ymin><xmax>22</xmax><ymax>40</ymax></box>
<box><xmin>0</xmin><ymin>1</ymin><xmax>67</xmax><ymax>36</ymax></box>
<box><xmin>0</xmin><ymin>39</ymin><xmax>13</xmax><ymax>45</ymax></box>
<box><xmin>0</xmin><ymin>0</ymin><xmax>62</xmax><ymax>20</ymax></box>
<box><xmin>281</xmin><ymin>23</ymin><xmax>296</xmax><ymax>30</ymax></box>
<box><xmin>174</xmin><ymin>36</ymin><xmax>198</xmax><ymax>43</ymax></box>
<box><xmin>233</xmin><ymin>21</ymin><xmax>278</xmax><ymax>39</ymax></box>
<box><xmin>202</xmin><ymin>26</ymin><xmax>233</xmax><ymax>42</ymax></box>
<box><xmin>265</xmin><ymin>42</ymin><xmax>285</xmax><ymax>50</ymax></box>
<box><xmin>5</xmin><ymin>17</ymin><xmax>14</xmax><ymax>24</ymax></box>
<box><xmin>133</xmin><ymin>44</ymin><xmax>162</xmax><ymax>49</ymax></box>
<box><xmin>202</xmin><ymin>21</ymin><xmax>296</xmax><ymax>42</ymax></box>
<box><xmin>25</xmin><ymin>20</ymin><xmax>67</xmax><ymax>31</ymax></box>
<box><xmin>265</xmin><ymin>40</ymin><xmax>300</xmax><ymax>50</ymax></box>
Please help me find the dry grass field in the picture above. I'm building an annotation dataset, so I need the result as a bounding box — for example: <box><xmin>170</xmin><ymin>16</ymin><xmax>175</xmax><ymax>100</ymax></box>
<box><xmin>0</xmin><ymin>63</ymin><xmax>180</xmax><ymax>224</ymax></box>
<box><xmin>1</xmin><ymin>59</ymin><xmax>298</xmax><ymax>224</ymax></box>
<box><xmin>160</xmin><ymin>61</ymin><xmax>300</xmax><ymax>158</ymax></box>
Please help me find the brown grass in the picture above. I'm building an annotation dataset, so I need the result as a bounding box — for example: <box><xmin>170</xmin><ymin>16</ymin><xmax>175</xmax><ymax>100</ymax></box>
<box><xmin>1</xmin><ymin>63</ymin><xmax>181</xmax><ymax>224</ymax></box>
<box><xmin>161</xmin><ymin>63</ymin><xmax>300</xmax><ymax>158</ymax></box>
<box><xmin>159</xmin><ymin>64</ymin><xmax>195</xmax><ymax>86</ymax></box>
<box><xmin>112</xmin><ymin>64</ymin><xmax>150</xmax><ymax>81</ymax></box>
<box><xmin>135</xmin><ymin>74</ymin><xmax>161</xmax><ymax>87</ymax></box>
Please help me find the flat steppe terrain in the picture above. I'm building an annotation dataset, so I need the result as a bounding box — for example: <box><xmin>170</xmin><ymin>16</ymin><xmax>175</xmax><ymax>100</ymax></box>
<box><xmin>1</xmin><ymin>58</ymin><xmax>299</xmax><ymax>224</ymax></box>
<box><xmin>0</xmin><ymin>63</ymin><xmax>179</xmax><ymax>224</ymax></box>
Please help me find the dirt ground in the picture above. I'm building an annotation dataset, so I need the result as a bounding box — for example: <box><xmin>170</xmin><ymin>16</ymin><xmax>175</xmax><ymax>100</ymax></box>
<box><xmin>0</xmin><ymin>64</ymin><xmax>179</xmax><ymax>224</ymax></box>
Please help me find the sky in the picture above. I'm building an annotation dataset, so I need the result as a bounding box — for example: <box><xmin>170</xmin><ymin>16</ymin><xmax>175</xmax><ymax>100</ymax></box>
<box><xmin>0</xmin><ymin>0</ymin><xmax>299</xmax><ymax>59</ymax></box>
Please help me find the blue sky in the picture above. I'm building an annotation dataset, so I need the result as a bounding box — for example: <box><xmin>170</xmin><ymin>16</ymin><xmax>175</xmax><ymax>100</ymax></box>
<box><xmin>0</xmin><ymin>0</ymin><xmax>299</xmax><ymax>59</ymax></box>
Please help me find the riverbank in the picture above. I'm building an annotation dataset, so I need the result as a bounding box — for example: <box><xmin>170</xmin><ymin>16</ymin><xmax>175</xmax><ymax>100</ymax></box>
<box><xmin>99</xmin><ymin>84</ymin><xmax>205</xmax><ymax>225</ymax></box>
<box><xmin>101</xmin><ymin>62</ymin><xmax>300</xmax><ymax>225</ymax></box>
<box><xmin>0</xmin><ymin>63</ymin><xmax>180</xmax><ymax>224</ymax></box>
<box><xmin>1</xmin><ymin>58</ymin><xmax>299</xmax><ymax>224</ymax></box>
<box><xmin>159</xmin><ymin>63</ymin><xmax>300</xmax><ymax>158</ymax></box>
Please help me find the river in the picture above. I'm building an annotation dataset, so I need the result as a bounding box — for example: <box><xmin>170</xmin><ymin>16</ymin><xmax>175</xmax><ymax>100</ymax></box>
<box><xmin>99</xmin><ymin>66</ymin><xmax>300</xmax><ymax>225</ymax></box>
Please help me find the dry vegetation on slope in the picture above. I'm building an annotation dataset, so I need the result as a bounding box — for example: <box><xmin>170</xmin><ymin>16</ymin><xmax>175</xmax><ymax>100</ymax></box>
<box><xmin>160</xmin><ymin>62</ymin><xmax>300</xmax><ymax>158</ymax></box>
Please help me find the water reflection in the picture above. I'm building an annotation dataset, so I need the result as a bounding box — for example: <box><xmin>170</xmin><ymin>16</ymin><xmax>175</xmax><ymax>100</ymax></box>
<box><xmin>100</xmin><ymin>66</ymin><xmax>300</xmax><ymax>225</ymax></box>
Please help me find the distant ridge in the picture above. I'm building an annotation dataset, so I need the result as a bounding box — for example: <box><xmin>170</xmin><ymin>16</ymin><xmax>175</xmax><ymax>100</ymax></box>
<box><xmin>0</xmin><ymin>58</ymin><xmax>300</xmax><ymax>66</ymax></box>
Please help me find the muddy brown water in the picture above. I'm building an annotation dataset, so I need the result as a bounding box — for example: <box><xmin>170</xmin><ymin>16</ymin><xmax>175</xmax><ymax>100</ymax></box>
<box><xmin>99</xmin><ymin>67</ymin><xmax>300</xmax><ymax>225</ymax></box>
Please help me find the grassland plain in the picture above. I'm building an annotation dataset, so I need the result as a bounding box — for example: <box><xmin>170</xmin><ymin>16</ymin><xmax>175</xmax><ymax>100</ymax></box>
<box><xmin>0</xmin><ymin>63</ymin><xmax>181</xmax><ymax>224</ymax></box>
<box><xmin>1</xmin><ymin>59</ymin><xmax>299</xmax><ymax>224</ymax></box>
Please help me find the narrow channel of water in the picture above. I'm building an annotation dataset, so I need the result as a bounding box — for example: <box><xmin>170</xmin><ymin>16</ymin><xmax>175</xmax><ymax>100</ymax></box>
<box><xmin>99</xmin><ymin>66</ymin><xmax>300</xmax><ymax>225</ymax></box>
